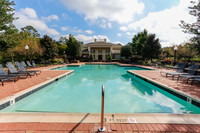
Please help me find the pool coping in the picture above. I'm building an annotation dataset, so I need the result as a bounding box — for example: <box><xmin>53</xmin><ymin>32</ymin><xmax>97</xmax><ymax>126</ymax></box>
<box><xmin>0</xmin><ymin>113</ymin><xmax>199</xmax><ymax>124</ymax></box>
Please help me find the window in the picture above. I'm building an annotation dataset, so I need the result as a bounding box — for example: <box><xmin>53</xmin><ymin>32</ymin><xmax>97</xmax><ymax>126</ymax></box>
<box><xmin>106</xmin><ymin>50</ymin><xmax>110</xmax><ymax>54</ymax></box>
<box><xmin>90</xmin><ymin>49</ymin><xmax>95</xmax><ymax>54</ymax></box>
<box><xmin>98</xmin><ymin>50</ymin><xmax>102</xmax><ymax>54</ymax></box>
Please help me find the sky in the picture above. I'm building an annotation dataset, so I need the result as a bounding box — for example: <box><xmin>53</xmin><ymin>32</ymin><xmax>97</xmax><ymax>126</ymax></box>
<box><xmin>13</xmin><ymin>0</ymin><xmax>196</xmax><ymax>47</ymax></box>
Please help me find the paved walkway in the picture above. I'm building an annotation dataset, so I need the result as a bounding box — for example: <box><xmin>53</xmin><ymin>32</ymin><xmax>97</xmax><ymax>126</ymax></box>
<box><xmin>0</xmin><ymin>63</ymin><xmax>200</xmax><ymax>132</ymax></box>
<box><xmin>0</xmin><ymin>123</ymin><xmax>200</xmax><ymax>132</ymax></box>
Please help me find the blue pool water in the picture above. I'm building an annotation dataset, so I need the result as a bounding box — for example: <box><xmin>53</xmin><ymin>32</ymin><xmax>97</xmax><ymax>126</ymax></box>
<box><xmin>1</xmin><ymin>65</ymin><xmax>200</xmax><ymax>113</ymax></box>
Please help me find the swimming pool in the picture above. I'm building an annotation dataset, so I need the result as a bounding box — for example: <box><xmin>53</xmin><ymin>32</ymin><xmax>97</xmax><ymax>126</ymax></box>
<box><xmin>1</xmin><ymin>64</ymin><xmax>200</xmax><ymax>113</ymax></box>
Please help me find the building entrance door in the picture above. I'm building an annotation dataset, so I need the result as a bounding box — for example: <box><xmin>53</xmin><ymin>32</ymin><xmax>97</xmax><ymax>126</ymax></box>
<box><xmin>98</xmin><ymin>55</ymin><xmax>102</xmax><ymax>61</ymax></box>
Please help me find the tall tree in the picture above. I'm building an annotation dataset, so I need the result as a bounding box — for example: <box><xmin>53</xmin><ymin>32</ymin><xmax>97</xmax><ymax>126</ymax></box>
<box><xmin>40</xmin><ymin>35</ymin><xmax>58</xmax><ymax>60</ymax></box>
<box><xmin>131</xmin><ymin>29</ymin><xmax>148</xmax><ymax>56</ymax></box>
<box><xmin>11</xmin><ymin>37</ymin><xmax>43</xmax><ymax>62</ymax></box>
<box><xmin>66</xmin><ymin>34</ymin><xmax>82</xmax><ymax>60</ymax></box>
<box><xmin>180</xmin><ymin>0</ymin><xmax>200</xmax><ymax>54</ymax></box>
<box><xmin>20</xmin><ymin>25</ymin><xmax>40</xmax><ymax>38</ymax></box>
<box><xmin>120</xmin><ymin>44</ymin><xmax>132</xmax><ymax>59</ymax></box>
<box><xmin>177</xmin><ymin>42</ymin><xmax>198</xmax><ymax>61</ymax></box>
<box><xmin>142</xmin><ymin>34</ymin><xmax>161</xmax><ymax>62</ymax></box>
<box><xmin>0</xmin><ymin>0</ymin><xmax>19</xmax><ymax>51</ymax></box>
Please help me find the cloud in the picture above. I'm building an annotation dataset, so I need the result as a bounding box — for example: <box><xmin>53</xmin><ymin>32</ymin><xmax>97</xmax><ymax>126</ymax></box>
<box><xmin>58</xmin><ymin>34</ymin><xmax>110</xmax><ymax>44</ymax></box>
<box><xmin>120</xmin><ymin>26</ymin><xmax>128</xmax><ymax>32</ymax></box>
<box><xmin>85</xmin><ymin>30</ymin><xmax>94</xmax><ymax>34</ymax></box>
<box><xmin>60</xmin><ymin>0</ymin><xmax>144</xmax><ymax>27</ymax></box>
<box><xmin>41</xmin><ymin>15</ymin><xmax>59</xmax><ymax>22</ymax></box>
<box><xmin>14</xmin><ymin>8</ymin><xmax>59</xmax><ymax>36</ymax></box>
<box><xmin>124</xmin><ymin>0</ymin><xmax>195</xmax><ymax>47</ymax></box>
<box><xmin>117</xmin><ymin>33</ymin><xmax>122</xmax><ymax>37</ymax></box>
<box><xmin>61</xmin><ymin>26</ymin><xmax>94</xmax><ymax>35</ymax></box>
<box><xmin>61</xmin><ymin>26</ymin><xmax>69</xmax><ymax>31</ymax></box>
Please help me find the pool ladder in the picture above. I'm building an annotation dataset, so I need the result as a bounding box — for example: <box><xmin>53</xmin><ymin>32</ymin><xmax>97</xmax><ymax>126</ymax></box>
<box><xmin>99</xmin><ymin>85</ymin><xmax>106</xmax><ymax>132</ymax></box>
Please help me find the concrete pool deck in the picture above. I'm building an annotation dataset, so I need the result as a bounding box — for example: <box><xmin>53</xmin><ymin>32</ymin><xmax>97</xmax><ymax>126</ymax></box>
<box><xmin>0</xmin><ymin>62</ymin><xmax>200</xmax><ymax>132</ymax></box>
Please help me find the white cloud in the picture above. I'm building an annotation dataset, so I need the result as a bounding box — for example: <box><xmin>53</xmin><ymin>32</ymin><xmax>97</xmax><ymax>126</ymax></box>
<box><xmin>75</xmin><ymin>34</ymin><xmax>93</xmax><ymax>42</ymax></box>
<box><xmin>17</xmin><ymin>8</ymin><xmax>38</xmax><ymax>19</ymax></box>
<box><xmin>126</xmin><ymin>32</ymin><xmax>131</xmax><ymax>36</ymax></box>
<box><xmin>117</xmin><ymin>33</ymin><xmax>122</xmax><ymax>37</ymax></box>
<box><xmin>62</xmin><ymin>13</ymin><xmax>70</xmax><ymax>20</ymax></box>
<box><xmin>41</xmin><ymin>15</ymin><xmax>59</xmax><ymax>22</ymax></box>
<box><xmin>14</xmin><ymin>8</ymin><xmax>59</xmax><ymax>36</ymax></box>
<box><xmin>120</xmin><ymin>26</ymin><xmax>128</xmax><ymax>32</ymax></box>
<box><xmin>60</xmin><ymin>0</ymin><xmax>144</xmax><ymax>27</ymax></box>
<box><xmin>126</xmin><ymin>0</ymin><xmax>195</xmax><ymax>47</ymax></box>
<box><xmin>58</xmin><ymin>34</ymin><xmax>110</xmax><ymax>44</ymax></box>
<box><xmin>61</xmin><ymin>26</ymin><xmax>69</xmax><ymax>31</ymax></box>
<box><xmin>85</xmin><ymin>30</ymin><xmax>94</xmax><ymax>34</ymax></box>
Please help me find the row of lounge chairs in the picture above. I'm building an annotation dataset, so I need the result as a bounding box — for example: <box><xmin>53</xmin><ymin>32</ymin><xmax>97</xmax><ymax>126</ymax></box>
<box><xmin>0</xmin><ymin>61</ymin><xmax>41</xmax><ymax>86</ymax></box>
<box><xmin>160</xmin><ymin>63</ymin><xmax>200</xmax><ymax>84</ymax></box>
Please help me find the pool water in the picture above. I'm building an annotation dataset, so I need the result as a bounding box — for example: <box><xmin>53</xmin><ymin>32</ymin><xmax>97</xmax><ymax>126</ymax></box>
<box><xmin>1</xmin><ymin>65</ymin><xmax>200</xmax><ymax>113</ymax></box>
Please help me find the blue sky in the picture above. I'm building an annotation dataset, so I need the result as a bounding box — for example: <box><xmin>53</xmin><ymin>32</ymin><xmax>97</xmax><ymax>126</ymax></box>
<box><xmin>14</xmin><ymin>0</ymin><xmax>195</xmax><ymax>47</ymax></box>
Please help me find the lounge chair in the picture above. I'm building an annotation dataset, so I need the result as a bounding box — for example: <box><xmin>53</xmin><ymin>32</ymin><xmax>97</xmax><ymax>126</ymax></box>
<box><xmin>166</xmin><ymin>62</ymin><xmax>180</xmax><ymax>69</ymax></box>
<box><xmin>0</xmin><ymin>77</ymin><xmax>17</xmax><ymax>86</ymax></box>
<box><xmin>160</xmin><ymin>63</ymin><xmax>186</xmax><ymax>79</ymax></box>
<box><xmin>0</xmin><ymin>64</ymin><xmax>20</xmax><ymax>86</ymax></box>
<box><xmin>0</xmin><ymin>64</ymin><xmax>26</xmax><ymax>79</ymax></box>
<box><xmin>6</xmin><ymin>62</ymin><xmax>33</xmax><ymax>78</ymax></box>
<box><xmin>177</xmin><ymin>65</ymin><xmax>200</xmax><ymax>82</ymax></box>
<box><xmin>15</xmin><ymin>62</ymin><xmax>41</xmax><ymax>76</ymax></box>
<box><xmin>32</xmin><ymin>60</ymin><xmax>37</xmax><ymax>67</ymax></box>
<box><xmin>26</xmin><ymin>61</ymin><xmax>33</xmax><ymax>67</ymax></box>
<box><xmin>191</xmin><ymin>77</ymin><xmax>200</xmax><ymax>85</ymax></box>
<box><xmin>21</xmin><ymin>61</ymin><xmax>28</xmax><ymax>68</ymax></box>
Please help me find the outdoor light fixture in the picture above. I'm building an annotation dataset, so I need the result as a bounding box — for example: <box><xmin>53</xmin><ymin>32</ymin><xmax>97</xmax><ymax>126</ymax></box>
<box><xmin>25</xmin><ymin>45</ymin><xmax>29</xmax><ymax>60</ymax></box>
<box><xmin>174</xmin><ymin>46</ymin><xmax>177</xmax><ymax>64</ymax></box>
<box><xmin>25</xmin><ymin>45</ymin><xmax>29</xmax><ymax>50</ymax></box>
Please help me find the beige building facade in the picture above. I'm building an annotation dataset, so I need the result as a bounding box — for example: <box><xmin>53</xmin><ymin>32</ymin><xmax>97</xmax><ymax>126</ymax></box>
<box><xmin>82</xmin><ymin>39</ymin><xmax>122</xmax><ymax>61</ymax></box>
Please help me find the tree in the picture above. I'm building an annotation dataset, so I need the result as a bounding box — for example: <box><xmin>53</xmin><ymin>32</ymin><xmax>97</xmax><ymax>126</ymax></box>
<box><xmin>0</xmin><ymin>0</ymin><xmax>19</xmax><ymax>51</ymax></box>
<box><xmin>20</xmin><ymin>25</ymin><xmax>40</xmax><ymax>38</ymax></box>
<box><xmin>180</xmin><ymin>0</ymin><xmax>200</xmax><ymax>54</ymax></box>
<box><xmin>11</xmin><ymin>37</ymin><xmax>43</xmax><ymax>62</ymax></box>
<box><xmin>0</xmin><ymin>0</ymin><xmax>17</xmax><ymax>32</ymax></box>
<box><xmin>177</xmin><ymin>42</ymin><xmax>198</xmax><ymax>61</ymax></box>
<box><xmin>120</xmin><ymin>44</ymin><xmax>132</xmax><ymax>59</ymax></box>
<box><xmin>131</xmin><ymin>29</ymin><xmax>148</xmax><ymax>56</ymax></box>
<box><xmin>66</xmin><ymin>34</ymin><xmax>82</xmax><ymax>60</ymax></box>
<box><xmin>40</xmin><ymin>35</ymin><xmax>58</xmax><ymax>60</ymax></box>
<box><xmin>142</xmin><ymin>34</ymin><xmax>161</xmax><ymax>62</ymax></box>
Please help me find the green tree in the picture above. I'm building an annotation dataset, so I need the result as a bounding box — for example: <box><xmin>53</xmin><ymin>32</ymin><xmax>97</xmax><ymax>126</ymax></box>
<box><xmin>0</xmin><ymin>0</ymin><xmax>19</xmax><ymax>51</ymax></box>
<box><xmin>180</xmin><ymin>0</ymin><xmax>200</xmax><ymax>54</ymax></box>
<box><xmin>11</xmin><ymin>37</ymin><xmax>43</xmax><ymax>62</ymax></box>
<box><xmin>0</xmin><ymin>0</ymin><xmax>17</xmax><ymax>32</ymax></box>
<box><xmin>20</xmin><ymin>25</ymin><xmax>40</xmax><ymax>38</ymax></box>
<box><xmin>131</xmin><ymin>29</ymin><xmax>148</xmax><ymax>56</ymax></box>
<box><xmin>57</xmin><ymin>43</ymin><xmax>67</xmax><ymax>55</ymax></box>
<box><xmin>120</xmin><ymin>44</ymin><xmax>132</xmax><ymax>59</ymax></box>
<box><xmin>40</xmin><ymin>35</ymin><xmax>58</xmax><ymax>60</ymax></box>
<box><xmin>66</xmin><ymin>35</ymin><xmax>82</xmax><ymax>60</ymax></box>
<box><xmin>142</xmin><ymin>34</ymin><xmax>161</xmax><ymax>62</ymax></box>
<box><xmin>177</xmin><ymin>42</ymin><xmax>198</xmax><ymax>61</ymax></box>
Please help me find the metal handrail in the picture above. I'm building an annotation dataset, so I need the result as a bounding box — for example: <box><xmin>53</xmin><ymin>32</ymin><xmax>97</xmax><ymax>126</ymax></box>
<box><xmin>99</xmin><ymin>85</ymin><xmax>106</xmax><ymax>132</ymax></box>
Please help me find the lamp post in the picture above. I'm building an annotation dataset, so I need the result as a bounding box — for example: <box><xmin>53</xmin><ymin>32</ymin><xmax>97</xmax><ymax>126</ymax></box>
<box><xmin>25</xmin><ymin>45</ymin><xmax>29</xmax><ymax>61</ymax></box>
<box><xmin>174</xmin><ymin>46</ymin><xmax>177</xmax><ymax>64</ymax></box>
<box><xmin>63</xmin><ymin>51</ymin><xmax>66</xmax><ymax>63</ymax></box>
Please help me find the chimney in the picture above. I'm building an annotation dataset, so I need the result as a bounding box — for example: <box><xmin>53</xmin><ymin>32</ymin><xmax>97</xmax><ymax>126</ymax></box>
<box><xmin>94</xmin><ymin>38</ymin><xmax>97</xmax><ymax>43</ymax></box>
<box><xmin>104</xmin><ymin>38</ymin><xmax>106</xmax><ymax>43</ymax></box>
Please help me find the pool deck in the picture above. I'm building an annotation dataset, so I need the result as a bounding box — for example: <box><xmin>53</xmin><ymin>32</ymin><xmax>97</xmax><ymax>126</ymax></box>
<box><xmin>0</xmin><ymin>62</ymin><xmax>200</xmax><ymax>132</ymax></box>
